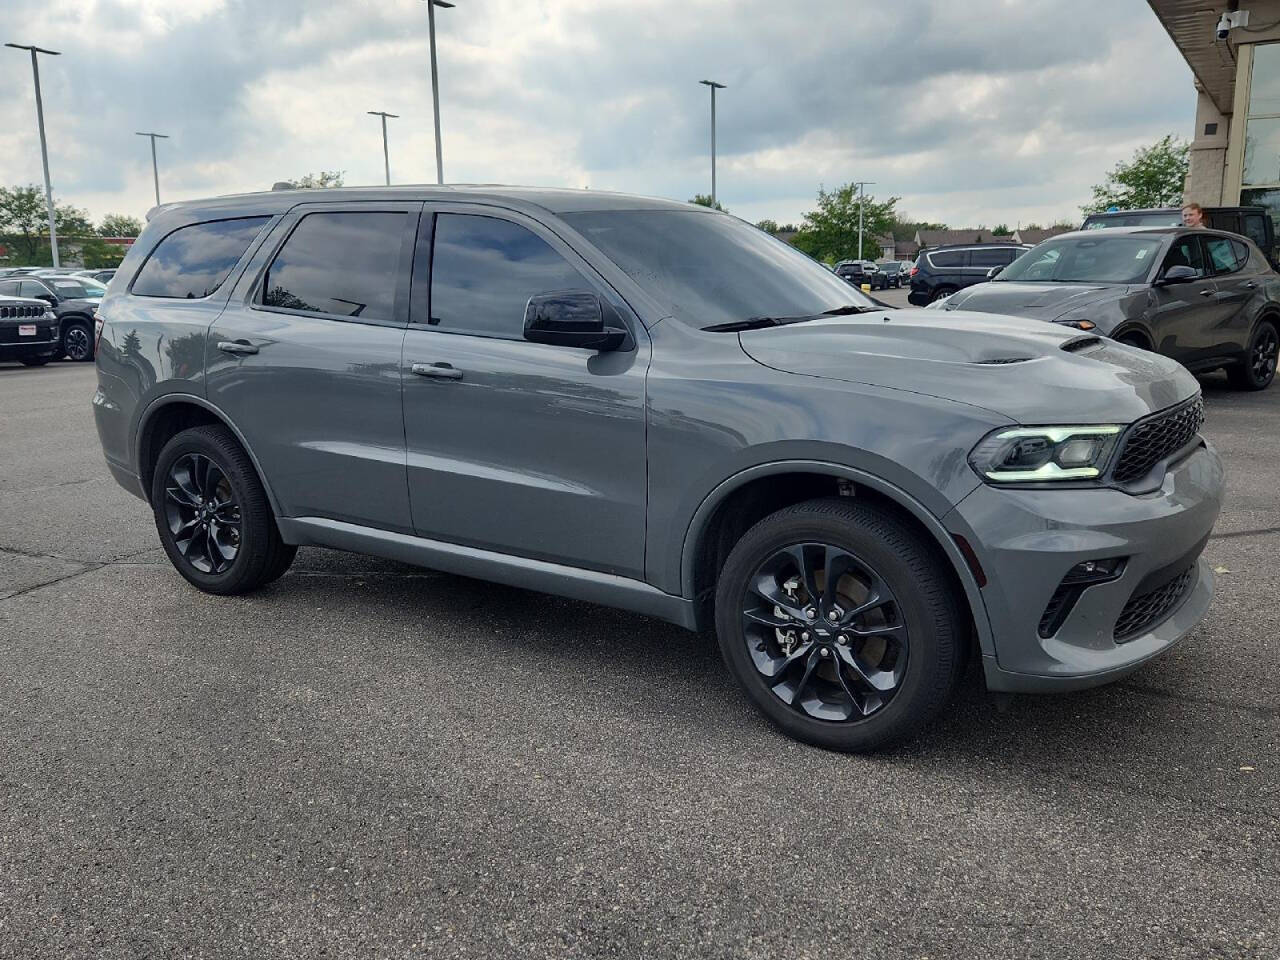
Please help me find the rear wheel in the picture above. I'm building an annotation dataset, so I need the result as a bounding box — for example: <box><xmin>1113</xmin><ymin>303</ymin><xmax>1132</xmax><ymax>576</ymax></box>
<box><xmin>714</xmin><ymin>498</ymin><xmax>965</xmax><ymax>752</ymax></box>
<box><xmin>151</xmin><ymin>424</ymin><xmax>295</xmax><ymax>595</ymax></box>
<box><xmin>929</xmin><ymin>286</ymin><xmax>955</xmax><ymax>303</ymax></box>
<box><xmin>1227</xmin><ymin>319</ymin><xmax>1278</xmax><ymax>391</ymax></box>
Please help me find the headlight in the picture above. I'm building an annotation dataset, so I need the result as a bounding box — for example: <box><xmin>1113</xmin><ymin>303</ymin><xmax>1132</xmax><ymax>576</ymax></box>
<box><xmin>43</xmin><ymin>309</ymin><xmax>56</xmax><ymax>320</ymax></box>
<box><xmin>970</xmin><ymin>425</ymin><xmax>1123</xmax><ymax>483</ymax></box>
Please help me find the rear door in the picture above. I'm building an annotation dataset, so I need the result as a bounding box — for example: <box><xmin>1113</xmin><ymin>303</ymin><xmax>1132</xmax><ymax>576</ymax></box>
<box><xmin>969</xmin><ymin>246</ymin><xmax>1011</xmax><ymax>282</ymax></box>
<box><xmin>206</xmin><ymin>202</ymin><xmax>419</xmax><ymax>533</ymax></box>
<box><xmin>401</xmin><ymin>203</ymin><xmax>649</xmax><ymax>578</ymax></box>
<box><xmin>1204</xmin><ymin>234</ymin><xmax>1264</xmax><ymax>355</ymax></box>
<box><xmin>1148</xmin><ymin>234</ymin><xmax>1221</xmax><ymax>363</ymax></box>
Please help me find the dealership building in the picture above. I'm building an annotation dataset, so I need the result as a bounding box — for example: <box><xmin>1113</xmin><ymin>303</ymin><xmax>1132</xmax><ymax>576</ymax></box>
<box><xmin>1153</xmin><ymin>0</ymin><xmax>1280</xmax><ymax>228</ymax></box>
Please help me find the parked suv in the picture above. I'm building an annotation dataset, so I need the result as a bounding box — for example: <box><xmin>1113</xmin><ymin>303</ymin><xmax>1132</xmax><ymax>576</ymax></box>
<box><xmin>0</xmin><ymin>274</ymin><xmax>102</xmax><ymax>361</ymax></box>
<box><xmin>0</xmin><ymin>293</ymin><xmax>61</xmax><ymax>365</ymax></box>
<box><xmin>908</xmin><ymin>243</ymin><xmax>1029</xmax><ymax>305</ymax></box>
<box><xmin>834</xmin><ymin>260</ymin><xmax>879</xmax><ymax>288</ymax></box>
<box><xmin>93</xmin><ymin>187</ymin><xmax>1223</xmax><ymax>752</ymax></box>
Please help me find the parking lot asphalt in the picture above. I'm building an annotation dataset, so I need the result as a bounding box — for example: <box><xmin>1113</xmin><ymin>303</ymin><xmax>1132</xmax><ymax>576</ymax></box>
<box><xmin>1</xmin><ymin>359</ymin><xmax>1277</xmax><ymax>959</ymax></box>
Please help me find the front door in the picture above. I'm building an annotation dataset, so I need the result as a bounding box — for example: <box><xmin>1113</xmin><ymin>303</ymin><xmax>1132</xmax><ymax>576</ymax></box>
<box><xmin>206</xmin><ymin>202</ymin><xmax>419</xmax><ymax>533</ymax></box>
<box><xmin>401</xmin><ymin>204</ymin><xmax>649</xmax><ymax>579</ymax></box>
<box><xmin>1148</xmin><ymin>234</ymin><xmax>1223</xmax><ymax>364</ymax></box>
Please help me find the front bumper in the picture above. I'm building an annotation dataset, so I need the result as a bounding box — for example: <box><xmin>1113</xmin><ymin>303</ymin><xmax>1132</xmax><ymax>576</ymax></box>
<box><xmin>0</xmin><ymin>335</ymin><xmax>60</xmax><ymax>360</ymax></box>
<box><xmin>947</xmin><ymin>440</ymin><xmax>1224</xmax><ymax>692</ymax></box>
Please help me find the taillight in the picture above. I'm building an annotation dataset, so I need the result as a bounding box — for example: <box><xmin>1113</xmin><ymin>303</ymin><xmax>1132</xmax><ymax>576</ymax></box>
<box><xmin>94</xmin><ymin>311</ymin><xmax>105</xmax><ymax>353</ymax></box>
<box><xmin>909</xmin><ymin>265</ymin><xmax>918</xmax><ymax>277</ymax></box>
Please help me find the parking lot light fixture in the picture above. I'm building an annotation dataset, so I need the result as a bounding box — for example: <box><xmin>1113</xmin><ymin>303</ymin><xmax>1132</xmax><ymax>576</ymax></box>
<box><xmin>367</xmin><ymin>111</ymin><xmax>399</xmax><ymax>186</ymax></box>
<box><xmin>422</xmin><ymin>0</ymin><xmax>455</xmax><ymax>185</ymax></box>
<box><xmin>699</xmin><ymin>80</ymin><xmax>726</xmax><ymax>206</ymax></box>
<box><xmin>135</xmin><ymin>132</ymin><xmax>169</xmax><ymax>206</ymax></box>
<box><xmin>6</xmin><ymin>43</ymin><xmax>62</xmax><ymax>268</ymax></box>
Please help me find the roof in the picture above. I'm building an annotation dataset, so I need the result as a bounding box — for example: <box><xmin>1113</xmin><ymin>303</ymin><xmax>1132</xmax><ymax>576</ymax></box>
<box><xmin>148</xmin><ymin>184</ymin><xmax>707</xmax><ymax>224</ymax></box>
<box><xmin>1012</xmin><ymin>226</ymin><xmax>1074</xmax><ymax>245</ymax></box>
<box><xmin>1146</xmin><ymin>1</ymin><xmax>1236</xmax><ymax>112</ymax></box>
<box><xmin>915</xmin><ymin>228</ymin><xmax>1012</xmax><ymax>247</ymax></box>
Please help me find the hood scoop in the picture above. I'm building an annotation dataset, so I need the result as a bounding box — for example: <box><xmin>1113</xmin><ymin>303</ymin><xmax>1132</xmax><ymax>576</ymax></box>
<box><xmin>1060</xmin><ymin>335</ymin><xmax>1103</xmax><ymax>353</ymax></box>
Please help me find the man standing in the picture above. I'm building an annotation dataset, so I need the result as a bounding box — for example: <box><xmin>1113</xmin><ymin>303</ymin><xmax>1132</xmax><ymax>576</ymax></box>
<box><xmin>1182</xmin><ymin>202</ymin><xmax>1206</xmax><ymax>227</ymax></box>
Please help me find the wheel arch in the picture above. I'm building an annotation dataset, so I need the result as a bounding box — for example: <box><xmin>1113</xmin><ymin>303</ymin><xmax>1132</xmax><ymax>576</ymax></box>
<box><xmin>133</xmin><ymin>393</ymin><xmax>283</xmax><ymax>517</ymax></box>
<box><xmin>1111</xmin><ymin>323</ymin><xmax>1154</xmax><ymax>350</ymax></box>
<box><xmin>679</xmin><ymin>461</ymin><xmax>993</xmax><ymax>655</ymax></box>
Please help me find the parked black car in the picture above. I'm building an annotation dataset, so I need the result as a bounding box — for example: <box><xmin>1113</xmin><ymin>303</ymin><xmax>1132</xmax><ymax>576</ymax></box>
<box><xmin>833</xmin><ymin>260</ymin><xmax>879</xmax><ymax>288</ymax></box>
<box><xmin>876</xmin><ymin>261</ymin><xmax>905</xmax><ymax>289</ymax></box>
<box><xmin>0</xmin><ymin>274</ymin><xmax>101</xmax><ymax>362</ymax></box>
<box><xmin>907</xmin><ymin>243</ymin><xmax>1029</xmax><ymax>305</ymax></box>
<box><xmin>0</xmin><ymin>294</ymin><xmax>61</xmax><ymax>366</ymax></box>
<box><xmin>938</xmin><ymin>226</ymin><xmax>1278</xmax><ymax>390</ymax></box>
<box><xmin>1081</xmin><ymin>205</ymin><xmax>1276</xmax><ymax>264</ymax></box>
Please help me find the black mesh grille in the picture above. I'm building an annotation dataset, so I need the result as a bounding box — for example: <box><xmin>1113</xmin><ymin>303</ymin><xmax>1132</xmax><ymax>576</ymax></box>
<box><xmin>0</xmin><ymin>305</ymin><xmax>41</xmax><ymax>319</ymax></box>
<box><xmin>1112</xmin><ymin>397</ymin><xmax>1204</xmax><ymax>485</ymax></box>
<box><xmin>1114</xmin><ymin>567</ymin><xmax>1195</xmax><ymax>642</ymax></box>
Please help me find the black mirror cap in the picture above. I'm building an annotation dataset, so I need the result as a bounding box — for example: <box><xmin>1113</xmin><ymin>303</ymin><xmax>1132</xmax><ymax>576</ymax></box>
<box><xmin>37</xmin><ymin>292</ymin><xmax>57</xmax><ymax>305</ymax></box>
<box><xmin>1156</xmin><ymin>264</ymin><xmax>1200</xmax><ymax>286</ymax></box>
<box><xmin>523</xmin><ymin>290</ymin><xmax>628</xmax><ymax>351</ymax></box>
<box><xmin>986</xmin><ymin>266</ymin><xmax>1003</xmax><ymax>279</ymax></box>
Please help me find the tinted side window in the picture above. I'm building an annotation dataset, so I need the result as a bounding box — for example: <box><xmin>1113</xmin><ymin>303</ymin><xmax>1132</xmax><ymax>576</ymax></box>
<box><xmin>929</xmin><ymin>250</ymin><xmax>966</xmax><ymax>268</ymax></box>
<box><xmin>0</xmin><ymin>281</ymin><xmax>18</xmax><ymax>297</ymax></box>
<box><xmin>1205</xmin><ymin>236</ymin><xmax>1239</xmax><ymax>275</ymax></box>
<box><xmin>429</xmin><ymin>214</ymin><xmax>591</xmax><ymax>339</ymax></box>
<box><xmin>1231</xmin><ymin>239</ymin><xmax>1252</xmax><ymax>269</ymax></box>
<box><xmin>969</xmin><ymin>248</ymin><xmax>1008</xmax><ymax>267</ymax></box>
<box><xmin>132</xmin><ymin>217</ymin><xmax>270</xmax><ymax>299</ymax></box>
<box><xmin>1162</xmin><ymin>237</ymin><xmax>1206</xmax><ymax>277</ymax></box>
<box><xmin>261</xmin><ymin>212</ymin><xmax>405</xmax><ymax>321</ymax></box>
<box><xmin>21</xmin><ymin>280</ymin><xmax>48</xmax><ymax>298</ymax></box>
<box><xmin>1242</xmin><ymin>215</ymin><xmax>1269</xmax><ymax>249</ymax></box>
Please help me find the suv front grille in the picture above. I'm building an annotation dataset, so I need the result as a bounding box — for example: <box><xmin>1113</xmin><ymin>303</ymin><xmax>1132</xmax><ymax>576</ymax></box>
<box><xmin>1111</xmin><ymin>396</ymin><xmax>1204</xmax><ymax>485</ymax></box>
<box><xmin>0</xmin><ymin>304</ymin><xmax>42</xmax><ymax>319</ymax></box>
<box><xmin>1113</xmin><ymin>566</ymin><xmax>1195</xmax><ymax>643</ymax></box>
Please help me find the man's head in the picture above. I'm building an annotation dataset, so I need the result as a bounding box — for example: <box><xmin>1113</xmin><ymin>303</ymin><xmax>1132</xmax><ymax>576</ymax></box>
<box><xmin>1182</xmin><ymin>202</ymin><xmax>1205</xmax><ymax>227</ymax></box>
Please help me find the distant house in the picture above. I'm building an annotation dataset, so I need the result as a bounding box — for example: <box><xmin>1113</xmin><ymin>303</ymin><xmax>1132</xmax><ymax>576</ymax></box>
<box><xmin>1011</xmin><ymin>226</ymin><xmax>1074</xmax><ymax>246</ymax></box>
<box><xmin>893</xmin><ymin>238</ymin><xmax>920</xmax><ymax>261</ymax></box>
<box><xmin>914</xmin><ymin>228</ymin><xmax>1000</xmax><ymax>249</ymax></box>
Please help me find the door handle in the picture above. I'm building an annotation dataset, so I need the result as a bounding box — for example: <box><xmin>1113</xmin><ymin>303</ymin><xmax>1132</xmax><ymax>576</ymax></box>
<box><xmin>1245</xmin><ymin>281</ymin><xmax>1258</xmax><ymax>288</ymax></box>
<box><xmin>217</xmin><ymin>340</ymin><xmax>259</xmax><ymax>355</ymax></box>
<box><xmin>1199</xmin><ymin>289</ymin><xmax>1213</xmax><ymax>297</ymax></box>
<box><xmin>411</xmin><ymin>361</ymin><xmax>463</xmax><ymax>380</ymax></box>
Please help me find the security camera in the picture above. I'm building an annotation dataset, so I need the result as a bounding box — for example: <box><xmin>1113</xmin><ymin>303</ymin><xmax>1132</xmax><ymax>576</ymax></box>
<box><xmin>1217</xmin><ymin>9</ymin><xmax>1250</xmax><ymax>41</ymax></box>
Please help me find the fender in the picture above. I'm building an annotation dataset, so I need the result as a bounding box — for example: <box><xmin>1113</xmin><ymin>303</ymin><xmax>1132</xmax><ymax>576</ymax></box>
<box><xmin>132</xmin><ymin>391</ymin><xmax>285</xmax><ymax>518</ymax></box>
<box><xmin>679</xmin><ymin>459</ymin><xmax>996</xmax><ymax>656</ymax></box>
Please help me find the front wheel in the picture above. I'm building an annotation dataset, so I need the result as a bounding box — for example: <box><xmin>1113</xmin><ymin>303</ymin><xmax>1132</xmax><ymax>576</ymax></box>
<box><xmin>929</xmin><ymin>286</ymin><xmax>955</xmax><ymax>303</ymax></box>
<box><xmin>62</xmin><ymin>320</ymin><xmax>93</xmax><ymax>362</ymax></box>
<box><xmin>151</xmin><ymin>424</ymin><xmax>296</xmax><ymax>595</ymax></box>
<box><xmin>1227</xmin><ymin>320</ymin><xmax>1278</xmax><ymax>391</ymax></box>
<box><xmin>714</xmin><ymin>498</ymin><xmax>965</xmax><ymax>752</ymax></box>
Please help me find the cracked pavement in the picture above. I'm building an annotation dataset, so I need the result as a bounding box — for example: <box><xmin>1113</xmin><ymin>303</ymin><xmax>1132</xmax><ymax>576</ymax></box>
<box><xmin>0</xmin><ymin>359</ymin><xmax>1277</xmax><ymax>959</ymax></box>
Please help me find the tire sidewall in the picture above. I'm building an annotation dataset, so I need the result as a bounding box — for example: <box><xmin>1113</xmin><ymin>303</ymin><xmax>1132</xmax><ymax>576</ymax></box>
<box><xmin>714</xmin><ymin>509</ymin><xmax>948</xmax><ymax>751</ymax></box>
<box><xmin>1246</xmin><ymin>320</ymin><xmax>1277</xmax><ymax>389</ymax></box>
<box><xmin>151</xmin><ymin>430</ymin><xmax>264</xmax><ymax>591</ymax></box>
<box><xmin>63</xmin><ymin>320</ymin><xmax>93</xmax><ymax>362</ymax></box>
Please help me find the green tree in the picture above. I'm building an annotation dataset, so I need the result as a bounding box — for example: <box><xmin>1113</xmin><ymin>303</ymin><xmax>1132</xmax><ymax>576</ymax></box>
<box><xmin>288</xmin><ymin>170</ymin><xmax>345</xmax><ymax>189</ymax></box>
<box><xmin>755</xmin><ymin>218</ymin><xmax>779</xmax><ymax>234</ymax></box>
<box><xmin>99</xmin><ymin>214</ymin><xmax>143</xmax><ymax>237</ymax></box>
<box><xmin>1083</xmin><ymin>135</ymin><xmax>1189</xmax><ymax>214</ymax></box>
<box><xmin>689</xmin><ymin>193</ymin><xmax>726</xmax><ymax>212</ymax></box>
<box><xmin>992</xmin><ymin>223</ymin><xmax>1012</xmax><ymax>236</ymax></box>
<box><xmin>0</xmin><ymin>185</ymin><xmax>49</xmax><ymax>262</ymax></box>
<box><xmin>790</xmin><ymin>183</ymin><xmax>900</xmax><ymax>262</ymax></box>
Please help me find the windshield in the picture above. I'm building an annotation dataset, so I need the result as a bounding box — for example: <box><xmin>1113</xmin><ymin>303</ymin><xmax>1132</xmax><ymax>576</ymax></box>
<box><xmin>48</xmin><ymin>278</ymin><xmax>90</xmax><ymax>298</ymax></box>
<box><xmin>1083</xmin><ymin>213</ymin><xmax>1181</xmax><ymax>229</ymax></box>
<box><xmin>997</xmin><ymin>235</ymin><xmax>1163</xmax><ymax>284</ymax></box>
<box><xmin>560</xmin><ymin>210</ymin><xmax>876</xmax><ymax>328</ymax></box>
<box><xmin>78</xmin><ymin>278</ymin><xmax>108</xmax><ymax>296</ymax></box>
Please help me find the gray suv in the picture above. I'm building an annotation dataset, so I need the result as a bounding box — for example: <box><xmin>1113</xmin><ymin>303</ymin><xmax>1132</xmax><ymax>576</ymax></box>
<box><xmin>93</xmin><ymin>186</ymin><xmax>1224</xmax><ymax>751</ymax></box>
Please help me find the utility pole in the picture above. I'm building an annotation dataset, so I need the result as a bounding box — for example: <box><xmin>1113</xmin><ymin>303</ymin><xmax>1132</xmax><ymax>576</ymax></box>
<box><xmin>367</xmin><ymin>111</ymin><xmax>399</xmax><ymax>186</ymax></box>
<box><xmin>423</xmin><ymin>0</ymin><xmax>455</xmax><ymax>184</ymax></box>
<box><xmin>6</xmin><ymin>43</ymin><xmax>62</xmax><ymax>267</ymax></box>
<box><xmin>135</xmin><ymin>131</ymin><xmax>169</xmax><ymax>206</ymax></box>
<box><xmin>853</xmin><ymin>180</ymin><xmax>876</xmax><ymax>260</ymax></box>
<box><xmin>699</xmin><ymin>80</ymin><xmax>726</xmax><ymax>206</ymax></box>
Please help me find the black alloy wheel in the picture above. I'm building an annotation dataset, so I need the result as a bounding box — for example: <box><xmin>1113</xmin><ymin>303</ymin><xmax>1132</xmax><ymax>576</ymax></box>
<box><xmin>1230</xmin><ymin>320</ymin><xmax>1278</xmax><ymax>390</ymax></box>
<box><xmin>163</xmin><ymin>453</ymin><xmax>242</xmax><ymax>574</ymax></box>
<box><xmin>742</xmin><ymin>542</ymin><xmax>907</xmax><ymax>721</ymax></box>
<box><xmin>63</xmin><ymin>321</ymin><xmax>93</xmax><ymax>361</ymax></box>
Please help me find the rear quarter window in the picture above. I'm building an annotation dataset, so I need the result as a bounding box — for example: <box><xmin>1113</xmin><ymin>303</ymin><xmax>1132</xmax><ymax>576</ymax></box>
<box><xmin>929</xmin><ymin>250</ymin><xmax>966</xmax><ymax>268</ymax></box>
<box><xmin>131</xmin><ymin>216</ymin><xmax>271</xmax><ymax>299</ymax></box>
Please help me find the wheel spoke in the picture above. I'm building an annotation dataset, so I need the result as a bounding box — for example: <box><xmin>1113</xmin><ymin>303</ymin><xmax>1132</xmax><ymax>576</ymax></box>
<box><xmin>743</xmin><ymin>605</ymin><xmax>794</xmax><ymax>629</ymax></box>
<box><xmin>166</xmin><ymin>484</ymin><xmax>199</xmax><ymax>509</ymax></box>
<box><xmin>774</xmin><ymin>647</ymin><xmax>821</xmax><ymax>705</ymax></box>
<box><xmin>781</xmin><ymin>544</ymin><xmax>822</xmax><ymax>606</ymax></box>
<box><xmin>749</xmin><ymin>572</ymin><xmax>807</xmax><ymax>621</ymax></box>
<box><xmin>835</xmin><ymin>644</ymin><xmax>898</xmax><ymax>693</ymax></box>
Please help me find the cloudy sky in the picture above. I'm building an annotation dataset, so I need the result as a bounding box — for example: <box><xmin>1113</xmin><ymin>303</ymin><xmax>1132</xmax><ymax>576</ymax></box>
<box><xmin>0</xmin><ymin>0</ymin><xmax>1194</xmax><ymax>230</ymax></box>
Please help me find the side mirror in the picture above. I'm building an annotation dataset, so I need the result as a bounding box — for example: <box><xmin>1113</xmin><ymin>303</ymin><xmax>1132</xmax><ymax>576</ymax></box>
<box><xmin>36</xmin><ymin>292</ymin><xmax>57</xmax><ymax>305</ymax></box>
<box><xmin>1156</xmin><ymin>264</ymin><xmax>1200</xmax><ymax>286</ymax></box>
<box><xmin>523</xmin><ymin>290</ymin><xmax>627</xmax><ymax>351</ymax></box>
<box><xmin>986</xmin><ymin>266</ymin><xmax>1003</xmax><ymax>279</ymax></box>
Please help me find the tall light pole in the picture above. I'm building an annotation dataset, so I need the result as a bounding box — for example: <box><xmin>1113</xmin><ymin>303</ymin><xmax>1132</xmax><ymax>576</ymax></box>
<box><xmin>367</xmin><ymin>111</ymin><xmax>399</xmax><ymax>186</ymax></box>
<box><xmin>422</xmin><ymin>0</ymin><xmax>454</xmax><ymax>185</ymax></box>
<box><xmin>6</xmin><ymin>43</ymin><xmax>61</xmax><ymax>267</ymax></box>
<box><xmin>853</xmin><ymin>180</ymin><xmax>876</xmax><ymax>260</ymax></box>
<box><xmin>699</xmin><ymin>80</ymin><xmax>726</xmax><ymax>206</ymax></box>
<box><xmin>135</xmin><ymin>131</ymin><xmax>169</xmax><ymax>206</ymax></box>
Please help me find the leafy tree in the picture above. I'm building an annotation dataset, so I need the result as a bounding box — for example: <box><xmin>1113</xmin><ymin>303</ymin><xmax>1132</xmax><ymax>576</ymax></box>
<box><xmin>1083</xmin><ymin>135</ymin><xmax>1189</xmax><ymax>214</ymax></box>
<box><xmin>0</xmin><ymin>185</ymin><xmax>49</xmax><ymax>262</ymax></box>
<box><xmin>790</xmin><ymin>183</ymin><xmax>900</xmax><ymax>262</ymax></box>
<box><xmin>888</xmin><ymin>216</ymin><xmax>946</xmax><ymax>241</ymax></box>
<box><xmin>992</xmin><ymin>224</ymin><xmax>1012</xmax><ymax>236</ymax></box>
<box><xmin>288</xmin><ymin>171</ymin><xmax>345</xmax><ymax>189</ymax></box>
<box><xmin>689</xmin><ymin>193</ymin><xmax>726</xmax><ymax>212</ymax></box>
<box><xmin>755</xmin><ymin>218</ymin><xmax>779</xmax><ymax>234</ymax></box>
<box><xmin>99</xmin><ymin>214</ymin><xmax>143</xmax><ymax>237</ymax></box>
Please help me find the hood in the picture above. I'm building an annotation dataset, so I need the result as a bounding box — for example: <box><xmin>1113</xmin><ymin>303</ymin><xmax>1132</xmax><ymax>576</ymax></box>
<box><xmin>942</xmin><ymin>281</ymin><xmax>1132</xmax><ymax>320</ymax></box>
<box><xmin>737</xmin><ymin>308</ymin><xmax>1197</xmax><ymax>424</ymax></box>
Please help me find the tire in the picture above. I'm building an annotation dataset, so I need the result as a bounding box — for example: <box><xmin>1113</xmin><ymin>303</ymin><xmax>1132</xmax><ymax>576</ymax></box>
<box><xmin>62</xmin><ymin>320</ymin><xmax>94</xmax><ymax>362</ymax></box>
<box><xmin>151</xmin><ymin>424</ymin><xmax>294</xmax><ymax>595</ymax></box>
<box><xmin>1227</xmin><ymin>319</ymin><xmax>1278</xmax><ymax>391</ymax></box>
<box><xmin>714</xmin><ymin>497</ymin><xmax>965</xmax><ymax>752</ymax></box>
<box><xmin>19</xmin><ymin>356</ymin><xmax>51</xmax><ymax>366</ymax></box>
<box><xmin>1116</xmin><ymin>332</ymin><xmax>1149</xmax><ymax>350</ymax></box>
<box><xmin>929</xmin><ymin>286</ymin><xmax>955</xmax><ymax>303</ymax></box>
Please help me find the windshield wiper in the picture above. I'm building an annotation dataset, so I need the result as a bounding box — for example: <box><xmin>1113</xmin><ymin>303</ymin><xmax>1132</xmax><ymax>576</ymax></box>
<box><xmin>821</xmin><ymin>304</ymin><xmax>879</xmax><ymax>315</ymax></box>
<box><xmin>703</xmin><ymin>304</ymin><xmax>879</xmax><ymax>332</ymax></box>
